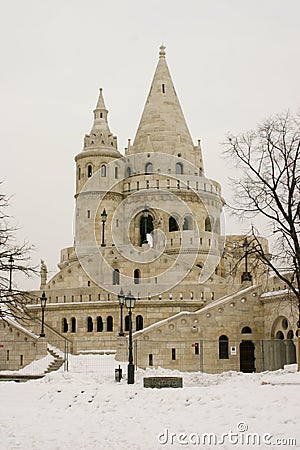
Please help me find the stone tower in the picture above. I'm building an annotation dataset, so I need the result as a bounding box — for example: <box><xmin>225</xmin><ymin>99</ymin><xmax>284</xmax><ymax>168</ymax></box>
<box><xmin>74</xmin><ymin>45</ymin><xmax>225</xmax><ymax>300</ymax></box>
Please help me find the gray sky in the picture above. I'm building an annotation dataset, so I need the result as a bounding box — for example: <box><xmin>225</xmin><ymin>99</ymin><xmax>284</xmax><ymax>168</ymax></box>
<box><xmin>1</xmin><ymin>0</ymin><xmax>299</xmax><ymax>289</ymax></box>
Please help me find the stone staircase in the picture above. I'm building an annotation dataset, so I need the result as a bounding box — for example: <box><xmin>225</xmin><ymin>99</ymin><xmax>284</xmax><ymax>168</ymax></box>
<box><xmin>44</xmin><ymin>347</ymin><xmax>65</xmax><ymax>374</ymax></box>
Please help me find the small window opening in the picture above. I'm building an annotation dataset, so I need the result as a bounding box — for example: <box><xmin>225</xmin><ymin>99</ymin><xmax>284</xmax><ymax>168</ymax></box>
<box><xmin>171</xmin><ymin>348</ymin><xmax>176</xmax><ymax>360</ymax></box>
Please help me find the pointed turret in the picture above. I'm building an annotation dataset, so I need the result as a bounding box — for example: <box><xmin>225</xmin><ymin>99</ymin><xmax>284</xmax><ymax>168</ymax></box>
<box><xmin>82</xmin><ymin>88</ymin><xmax>119</xmax><ymax>154</ymax></box>
<box><xmin>130</xmin><ymin>45</ymin><xmax>196</xmax><ymax>163</ymax></box>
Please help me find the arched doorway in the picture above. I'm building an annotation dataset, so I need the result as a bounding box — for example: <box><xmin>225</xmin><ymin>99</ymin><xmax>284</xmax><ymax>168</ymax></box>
<box><xmin>239</xmin><ymin>340</ymin><xmax>255</xmax><ymax>373</ymax></box>
<box><xmin>140</xmin><ymin>214</ymin><xmax>154</xmax><ymax>245</ymax></box>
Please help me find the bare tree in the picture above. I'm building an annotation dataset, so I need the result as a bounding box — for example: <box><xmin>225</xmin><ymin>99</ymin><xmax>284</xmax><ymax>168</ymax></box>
<box><xmin>224</xmin><ymin>111</ymin><xmax>300</xmax><ymax>365</ymax></box>
<box><xmin>0</xmin><ymin>186</ymin><xmax>36</xmax><ymax>320</ymax></box>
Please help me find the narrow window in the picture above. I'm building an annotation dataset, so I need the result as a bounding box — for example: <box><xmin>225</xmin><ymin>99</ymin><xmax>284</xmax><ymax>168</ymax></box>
<box><xmin>80</xmin><ymin>295</ymin><xmax>82</xmax><ymax>302</ymax></box>
<box><xmin>172</xmin><ymin>348</ymin><xmax>176</xmax><ymax>360</ymax></box>
<box><xmin>87</xmin><ymin>210</ymin><xmax>90</xmax><ymax>218</ymax></box>
<box><xmin>107</xmin><ymin>316</ymin><xmax>113</xmax><ymax>332</ymax></box>
<box><xmin>149</xmin><ymin>354</ymin><xmax>153</xmax><ymax>366</ymax></box>
<box><xmin>6</xmin><ymin>350</ymin><xmax>9</xmax><ymax>361</ymax></box>
<box><xmin>97</xmin><ymin>316</ymin><xmax>103</xmax><ymax>332</ymax></box>
<box><xmin>71</xmin><ymin>317</ymin><xmax>76</xmax><ymax>333</ymax></box>
<box><xmin>194</xmin><ymin>343</ymin><xmax>199</xmax><ymax>355</ymax></box>
<box><xmin>137</xmin><ymin>181</ymin><xmax>139</xmax><ymax>191</ymax></box>
<box><xmin>20</xmin><ymin>355</ymin><xmax>23</xmax><ymax>366</ymax></box>
<box><xmin>136</xmin><ymin>315</ymin><xmax>143</xmax><ymax>331</ymax></box>
<box><xmin>169</xmin><ymin>216</ymin><xmax>179</xmax><ymax>232</ymax></box>
<box><xmin>100</xmin><ymin>112</ymin><xmax>103</xmax><ymax>118</ymax></box>
<box><xmin>175</xmin><ymin>163</ymin><xmax>183</xmax><ymax>175</ymax></box>
<box><xmin>134</xmin><ymin>269</ymin><xmax>140</xmax><ymax>285</ymax></box>
<box><xmin>78</xmin><ymin>167</ymin><xmax>81</xmax><ymax>180</ymax></box>
<box><xmin>89</xmin><ymin>294</ymin><xmax>91</xmax><ymax>301</ymax></box>
<box><xmin>145</xmin><ymin>162</ymin><xmax>153</xmax><ymax>174</ymax></box>
<box><xmin>87</xmin><ymin>317</ymin><xmax>93</xmax><ymax>332</ymax></box>
<box><xmin>205</xmin><ymin>216</ymin><xmax>212</xmax><ymax>232</ymax></box>
<box><xmin>162</xmin><ymin>83</ymin><xmax>165</xmax><ymax>93</ymax></box>
<box><xmin>62</xmin><ymin>318</ymin><xmax>68</xmax><ymax>333</ymax></box>
<box><xmin>115</xmin><ymin>166</ymin><xmax>118</xmax><ymax>179</ymax></box>
<box><xmin>101</xmin><ymin>164</ymin><xmax>106</xmax><ymax>177</ymax></box>
<box><xmin>113</xmin><ymin>269</ymin><xmax>120</xmax><ymax>285</ymax></box>
<box><xmin>87</xmin><ymin>165</ymin><xmax>92</xmax><ymax>178</ymax></box>
<box><xmin>219</xmin><ymin>335</ymin><xmax>229</xmax><ymax>359</ymax></box>
<box><xmin>88</xmin><ymin>280</ymin><xmax>90</xmax><ymax>286</ymax></box>
<box><xmin>146</xmin><ymin>180</ymin><xmax>149</xmax><ymax>189</ymax></box>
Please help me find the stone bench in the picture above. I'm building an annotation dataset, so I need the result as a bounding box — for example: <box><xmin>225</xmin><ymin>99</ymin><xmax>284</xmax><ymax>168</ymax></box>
<box><xmin>143</xmin><ymin>376</ymin><xmax>183</xmax><ymax>389</ymax></box>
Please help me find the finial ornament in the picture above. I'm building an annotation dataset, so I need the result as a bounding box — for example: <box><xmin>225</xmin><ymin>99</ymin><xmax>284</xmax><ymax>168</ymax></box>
<box><xmin>159</xmin><ymin>44</ymin><xmax>166</xmax><ymax>58</ymax></box>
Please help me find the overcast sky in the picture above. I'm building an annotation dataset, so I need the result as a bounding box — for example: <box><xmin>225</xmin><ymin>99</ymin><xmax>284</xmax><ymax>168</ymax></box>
<box><xmin>1</xmin><ymin>0</ymin><xmax>299</xmax><ymax>289</ymax></box>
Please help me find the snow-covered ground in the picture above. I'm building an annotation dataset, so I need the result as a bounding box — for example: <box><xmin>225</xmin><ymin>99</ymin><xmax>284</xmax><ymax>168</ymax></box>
<box><xmin>0</xmin><ymin>355</ymin><xmax>300</xmax><ymax>450</ymax></box>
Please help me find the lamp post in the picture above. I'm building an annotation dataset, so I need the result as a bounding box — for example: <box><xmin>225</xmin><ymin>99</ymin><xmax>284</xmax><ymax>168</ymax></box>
<box><xmin>241</xmin><ymin>238</ymin><xmax>252</xmax><ymax>282</ymax></box>
<box><xmin>125</xmin><ymin>291</ymin><xmax>136</xmax><ymax>384</ymax></box>
<box><xmin>142</xmin><ymin>206</ymin><xmax>149</xmax><ymax>244</ymax></box>
<box><xmin>8</xmin><ymin>254</ymin><xmax>14</xmax><ymax>292</ymax></box>
<box><xmin>118</xmin><ymin>288</ymin><xmax>125</xmax><ymax>336</ymax></box>
<box><xmin>40</xmin><ymin>291</ymin><xmax>47</xmax><ymax>338</ymax></box>
<box><xmin>101</xmin><ymin>209</ymin><xmax>107</xmax><ymax>247</ymax></box>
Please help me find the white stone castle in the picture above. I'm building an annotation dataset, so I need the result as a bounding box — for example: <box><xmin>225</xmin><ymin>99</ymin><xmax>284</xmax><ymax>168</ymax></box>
<box><xmin>0</xmin><ymin>46</ymin><xmax>298</xmax><ymax>373</ymax></box>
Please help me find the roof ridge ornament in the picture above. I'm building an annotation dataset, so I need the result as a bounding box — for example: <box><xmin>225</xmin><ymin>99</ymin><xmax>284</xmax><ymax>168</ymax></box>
<box><xmin>159</xmin><ymin>44</ymin><xmax>166</xmax><ymax>58</ymax></box>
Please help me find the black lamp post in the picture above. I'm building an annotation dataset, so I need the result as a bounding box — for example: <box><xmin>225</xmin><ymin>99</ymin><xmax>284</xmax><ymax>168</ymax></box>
<box><xmin>101</xmin><ymin>208</ymin><xmax>107</xmax><ymax>247</ymax></box>
<box><xmin>40</xmin><ymin>291</ymin><xmax>47</xmax><ymax>337</ymax></box>
<box><xmin>241</xmin><ymin>238</ymin><xmax>252</xmax><ymax>282</ymax></box>
<box><xmin>118</xmin><ymin>288</ymin><xmax>125</xmax><ymax>336</ymax></box>
<box><xmin>142</xmin><ymin>206</ymin><xmax>149</xmax><ymax>244</ymax></box>
<box><xmin>8</xmin><ymin>254</ymin><xmax>14</xmax><ymax>292</ymax></box>
<box><xmin>125</xmin><ymin>291</ymin><xmax>136</xmax><ymax>384</ymax></box>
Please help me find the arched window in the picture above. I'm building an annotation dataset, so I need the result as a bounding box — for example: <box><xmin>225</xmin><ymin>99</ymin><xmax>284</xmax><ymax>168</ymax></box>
<box><xmin>113</xmin><ymin>269</ymin><xmax>120</xmax><ymax>285</ymax></box>
<box><xmin>183</xmin><ymin>216</ymin><xmax>193</xmax><ymax>230</ymax></box>
<box><xmin>145</xmin><ymin>162</ymin><xmax>153</xmax><ymax>174</ymax></box>
<box><xmin>205</xmin><ymin>216</ymin><xmax>212</xmax><ymax>232</ymax></box>
<box><xmin>87</xmin><ymin>165</ymin><xmax>93</xmax><ymax>178</ymax></box>
<box><xmin>101</xmin><ymin>164</ymin><xmax>107</xmax><ymax>177</ymax></box>
<box><xmin>219</xmin><ymin>335</ymin><xmax>229</xmax><ymax>359</ymax></box>
<box><xmin>125</xmin><ymin>315</ymin><xmax>130</xmax><ymax>332</ymax></box>
<box><xmin>241</xmin><ymin>326</ymin><xmax>252</xmax><ymax>334</ymax></box>
<box><xmin>136</xmin><ymin>315</ymin><xmax>143</xmax><ymax>331</ymax></box>
<box><xmin>175</xmin><ymin>162</ymin><xmax>183</xmax><ymax>174</ymax></box>
<box><xmin>276</xmin><ymin>331</ymin><xmax>284</xmax><ymax>340</ymax></box>
<box><xmin>169</xmin><ymin>216</ymin><xmax>179</xmax><ymax>232</ymax></box>
<box><xmin>97</xmin><ymin>316</ymin><xmax>103</xmax><ymax>332</ymax></box>
<box><xmin>140</xmin><ymin>214</ymin><xmax>154</xmax><ymax>246</ymax></box>
<box><xmin>107</xmin><ymin>316</ymin><xmax>113</xmax><ymax>332</ymax></box>
<box><xmin>114</xmin><ymin>166</ymin><xmax>118</xmax><ymax>179</ymax></box>
<box><xmin>134</xmin><ymin>269</ymin><xmax>140</xmax><ymax>285</ymax></box>
<box><xmin>62</xmin><ymin>318</ymin><xmax>68</xmax><ymax>333</ymax></box>
<box><xmin>71</xmin><ymin>317</ymin><xmax>76</xmax><ymax>333</ymax></box>
<box><xmin>215</xmin><ymin>218</ymin><xmax>220</xmax><ymax>234</ymax></box>
<box><xmin>126</xmin><ymin>166</ymin><xmax>131</xmax><ymax>177</ymax></box>
<box><xmin>87</xmin><ymin>317</ymin><xmax>93</xmax><ymax>332</ymax></box>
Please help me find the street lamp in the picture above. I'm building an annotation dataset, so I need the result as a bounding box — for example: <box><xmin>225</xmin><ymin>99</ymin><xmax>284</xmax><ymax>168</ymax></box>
<box><xmin>142</xmin><ymin>206</ymin><xmax>149</xmax><ymax>244</ymax></box>
<box><xmin>241</xmin><ymin>238</ymin><xmax>252</xmax><ymax>282</ymax></box>
<box><xmin>8</xmin><ymin>254</ymin><xmax>14</xmax><ymax>292</ymax></box>
<box><xmin>125</xmin><ymin>291</ymin><xmax>136</xmax><ymax>384</ymax></box>
<box><xmin>40</xmin><ymin>291</ymin><xmax>47</xmax><ymax>337</ymax></box>
<box><xmin>101</xmin><ymin>208</ymin><xmax>107</xmax><ymax>247</ymax></box>
<box><xmin>118</xmin><ymin>288</ymin><xmax>125</xmax><ymax>336</ymax></box>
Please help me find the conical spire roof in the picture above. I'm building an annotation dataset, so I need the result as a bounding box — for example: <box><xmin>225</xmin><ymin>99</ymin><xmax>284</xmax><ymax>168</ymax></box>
<box><xmin>131</xmin><ymin>46</ymin><xmax>194</xmax><ymax>155</ymax></box>
<box><xmin>81</xmin><ymin>88</ymin><xmax>120</xmax><ymax>156</ymax></box>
